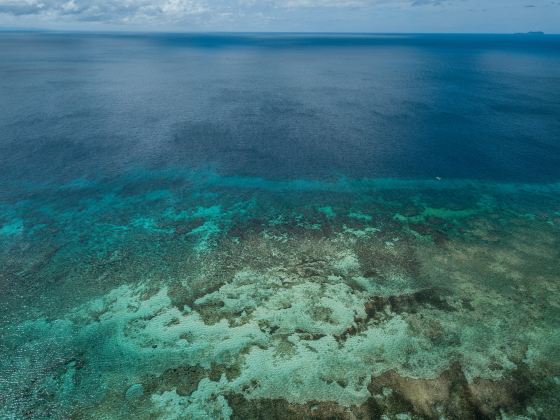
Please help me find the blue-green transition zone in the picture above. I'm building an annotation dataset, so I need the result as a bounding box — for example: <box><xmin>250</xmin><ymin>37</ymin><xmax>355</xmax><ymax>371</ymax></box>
<box><xmin>1</xmin><ymin>33</ymin><xmax>559</xmax><ymax>419</ymax></box>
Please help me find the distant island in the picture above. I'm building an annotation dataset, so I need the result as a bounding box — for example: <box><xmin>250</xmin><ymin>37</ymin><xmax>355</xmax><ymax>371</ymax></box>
<box><xmin>515</xmin><ymin>31</ymin><xmax>545</xmax><ymax>35</ymax></box>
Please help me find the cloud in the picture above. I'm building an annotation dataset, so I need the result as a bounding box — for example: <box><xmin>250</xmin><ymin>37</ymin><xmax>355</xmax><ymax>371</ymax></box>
<box><xmin>0</xmin><ymin>0</ymin><xmax>555</xmax><ymax>29</ymax></box>
<box><xmin>0</xmin><ymin>0</ymin><xmax>209</xmax><ymax>22</ymax></box>
<box><xmin>0</xmin><ymin>0</ymin><xmax>432</xmax><ymax>23</ymax></box>
<box><xmin>277</xmin><ymin>0</ymin><xmax>375</xmax><ymax>7</ymax></box>
<box><xmin>410</xmin><ymin>0</ymin><xmax>449</xmax><ymax>5</ymax></box>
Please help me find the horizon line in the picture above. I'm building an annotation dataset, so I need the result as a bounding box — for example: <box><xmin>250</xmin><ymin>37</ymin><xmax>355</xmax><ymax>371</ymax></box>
<box><xmin>0</xmin><ymin>27</ymin><xmax>556</xmax><ymax>36</ymax></box>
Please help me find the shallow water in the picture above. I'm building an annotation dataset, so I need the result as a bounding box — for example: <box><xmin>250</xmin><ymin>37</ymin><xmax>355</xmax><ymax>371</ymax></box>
<box><xmin>0</xmin><ymin>33</ymin><xmax>559</xmax><ymax>419</ymax></box>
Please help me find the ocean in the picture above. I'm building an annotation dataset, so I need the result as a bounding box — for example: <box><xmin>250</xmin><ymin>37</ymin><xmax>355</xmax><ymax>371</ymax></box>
<box><xmin>1</xmin><ymin>32</ymin><xmax>559</xmax><ymax>418</ymax></box>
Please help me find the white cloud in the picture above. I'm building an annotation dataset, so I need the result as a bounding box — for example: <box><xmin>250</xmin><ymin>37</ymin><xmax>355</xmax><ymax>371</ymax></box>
<box><xmin>0</xmin><ymin>0</ymin><xmax>425</xmax><ymax>22</ymax></box>
<box><xmin>0</xmin><ymin>0</ymin><xmax>555</xmax><ymax>31</ymax></box>
<box><xmin>0</xmin><ymin>0</ymin><xmax>210</xmax><ymax>22</ymax></box>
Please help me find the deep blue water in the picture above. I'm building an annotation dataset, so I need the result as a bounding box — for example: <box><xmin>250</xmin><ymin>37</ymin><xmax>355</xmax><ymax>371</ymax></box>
<box><xmin>1</xmin><ymin>32</ymin><xmax>560</xmax><ymax>187</ymax></box>
<box><xmin>1</xmin><ymin>33</ymin><xmax>560</xmax><ymax>419</ymax></box>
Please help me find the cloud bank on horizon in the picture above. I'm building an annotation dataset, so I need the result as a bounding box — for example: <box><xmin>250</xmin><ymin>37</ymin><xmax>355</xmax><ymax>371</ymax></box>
<box><xmin>0</xmin><ymin>0</ymin><xmax>557</xmax><ymax>32</ymax></box>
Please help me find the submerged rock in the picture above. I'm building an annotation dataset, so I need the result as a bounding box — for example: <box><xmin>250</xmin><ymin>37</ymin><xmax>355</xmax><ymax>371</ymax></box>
<box><xmin>125</xmin><ymin>384</ymin><xmax>145</xmax><ymax>400</ymax></box>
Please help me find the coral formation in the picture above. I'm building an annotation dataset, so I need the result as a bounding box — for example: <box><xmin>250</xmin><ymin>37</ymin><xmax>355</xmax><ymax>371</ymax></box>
<box><xmin>1</xmin><ymin>170</ymin><xmax>559</xmax><ymax>418</ymax></box>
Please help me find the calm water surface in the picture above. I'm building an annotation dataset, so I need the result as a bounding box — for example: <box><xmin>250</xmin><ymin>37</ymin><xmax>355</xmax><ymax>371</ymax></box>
<box><xmin>0</xmin><ymin>33</ymin><xmax>559</xmax><ymax>419</ymax></box>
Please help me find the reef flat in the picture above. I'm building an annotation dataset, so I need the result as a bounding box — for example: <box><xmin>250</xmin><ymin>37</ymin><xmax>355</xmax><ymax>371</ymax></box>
<box><xmin>1</xmin><ymin>169</ymin><xmax>559</xmax><ymax>419</ymax></box>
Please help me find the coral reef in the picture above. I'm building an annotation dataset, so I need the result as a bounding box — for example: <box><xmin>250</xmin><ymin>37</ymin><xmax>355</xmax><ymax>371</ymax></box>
<box><xmin>1</xmin><ymin>170</ymin><xmax>559</xmax><ymax>418</ymax></box>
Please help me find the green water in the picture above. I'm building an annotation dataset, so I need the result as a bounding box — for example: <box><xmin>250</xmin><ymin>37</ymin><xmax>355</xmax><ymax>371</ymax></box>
<box><xmin>1</xmin><ymin>168</ymin><xmax>559</xmax><ymax>418</ymax></box>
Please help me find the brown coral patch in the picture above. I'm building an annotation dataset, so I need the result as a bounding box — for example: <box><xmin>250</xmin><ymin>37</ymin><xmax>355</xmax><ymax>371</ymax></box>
<box><xmin>365</xmin><ymin>288</ymin><xmax>458</xmax><ymax>317</ymax></box>
<box><xmin>369</xmin><ymin>364</ymin><xmax>535</xmax><ymax>419</ymax></box>
<box><xmin>369</xmin><ymin>364</ymin><xmax>470</xmax><ymax>418</ymax></box>
<box><xmin>142</xmin><ymin>365</ymin><xmax>208</xmax><ymax>397</ymax></box>
<box><xmin>227</xmin><ymin>394</ymin><xmax>381</xmax><ymax>420</ymax></box>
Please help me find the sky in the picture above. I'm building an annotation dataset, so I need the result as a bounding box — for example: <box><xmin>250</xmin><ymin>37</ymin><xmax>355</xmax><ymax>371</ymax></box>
<box><xmin>0</xmin><ymin>0</ymin><xmax>558</xmax><ymax>33</ymax></box>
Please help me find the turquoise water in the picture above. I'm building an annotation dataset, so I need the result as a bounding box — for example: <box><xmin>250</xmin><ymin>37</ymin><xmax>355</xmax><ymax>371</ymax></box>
<box><xmin>1</xmin><ymin>33</ymin><xmax>559</xmax><ymax>419</ymax></box>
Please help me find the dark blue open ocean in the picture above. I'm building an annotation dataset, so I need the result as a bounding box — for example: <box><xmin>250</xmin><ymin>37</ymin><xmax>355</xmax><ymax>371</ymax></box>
<box><xmin>1</xmin><ymin>33</ymin><xmax>559</xmax><ymax>419</ymax></box>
